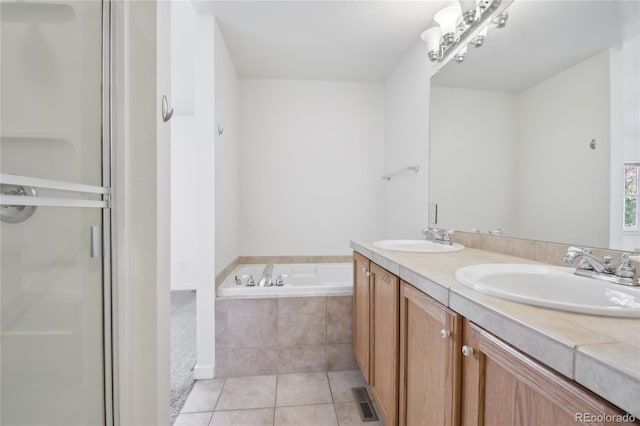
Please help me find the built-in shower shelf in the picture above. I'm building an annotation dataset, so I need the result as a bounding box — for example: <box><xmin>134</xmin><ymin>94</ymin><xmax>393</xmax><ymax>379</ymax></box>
<box><xmin>0</xmin><ymin>131</ymin><xmax>74</xmax><ymax>145</ymax></box>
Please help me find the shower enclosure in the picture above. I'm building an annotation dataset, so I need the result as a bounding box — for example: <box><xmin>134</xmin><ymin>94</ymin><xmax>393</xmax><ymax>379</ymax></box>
<box><xmin>0</xmin><ymin>1</ymin><xmax>113</xmax><ymax>424</ymax></box>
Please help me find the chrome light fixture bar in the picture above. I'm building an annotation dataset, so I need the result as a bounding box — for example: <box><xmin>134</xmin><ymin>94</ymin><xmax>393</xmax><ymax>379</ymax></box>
<box><xmin>421</xmin><ymin>0</ymin><xmax>509</xmax><ymax>64</ymax></box>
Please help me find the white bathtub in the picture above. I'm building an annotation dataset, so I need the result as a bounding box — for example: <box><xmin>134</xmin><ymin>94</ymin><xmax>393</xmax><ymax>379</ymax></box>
<box><xmin>217</xmin><ymin>263</ymin><xmax>353</xmax><ymax>298</ymax></box>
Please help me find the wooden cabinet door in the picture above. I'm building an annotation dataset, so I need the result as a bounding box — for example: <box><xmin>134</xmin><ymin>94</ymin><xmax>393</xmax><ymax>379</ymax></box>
<box><xmin>461</xmin><ymin>320</ymin><xmax>632</xmax><ymax>426</ymax></box>
<box><xmin>399</xmin><ymin>282</ymin><xmax>461</xmax><ymax>426</ymax></box>
<box><xmin>370</xmin><ymin>262</ymin><xmax>400</xmax><ymax>426</ymax></box>
<box><xmin>353</xmin><ymin>252</ymin><xmax>371</xmax><ymax>382</ymax></box>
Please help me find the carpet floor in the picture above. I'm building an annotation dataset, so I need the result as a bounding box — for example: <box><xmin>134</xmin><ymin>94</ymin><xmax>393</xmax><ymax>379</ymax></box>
<box><xmin>170</xmin><ymin>290</ymin><xmax>197</xmax><ymax>424</ymax></box>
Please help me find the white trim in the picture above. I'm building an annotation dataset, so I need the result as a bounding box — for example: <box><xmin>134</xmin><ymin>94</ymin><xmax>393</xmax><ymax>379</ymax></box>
<box><xmin>193</xmin><ymin>363</ymin><xmax>215</xmax><ymax>380</ymax></box>
<box><xmin>170</xmin><ymin>282</ymin><xmax>197</xmax><ymax>291</ymax></box>
<box><xmin>0</xmin><ymin>173</ymin><xmax>110</xmax><ymax>195</ymax></box>
<box><xmin>0</xmin><ymin>195</ymin><xmax>107</xmax><ymax>208</ymax></box>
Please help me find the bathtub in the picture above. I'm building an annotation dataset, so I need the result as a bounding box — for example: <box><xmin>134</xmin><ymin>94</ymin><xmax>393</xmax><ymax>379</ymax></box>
<box><xmin>217</xmin><ymin>263</ymin><xmax>352</xmax><ymax>298</ymax></box>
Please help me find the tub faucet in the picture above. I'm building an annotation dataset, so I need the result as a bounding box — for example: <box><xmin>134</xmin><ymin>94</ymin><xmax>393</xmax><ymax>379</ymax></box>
<box><xmin>258</xmin><ymin>264</ymin><xmax>274</xmax><ymax>287</ymax></box>
<box><xmin>421</xmin><ymin>227</ymin><xmax>455</xmax><ymax>246</ymax></box>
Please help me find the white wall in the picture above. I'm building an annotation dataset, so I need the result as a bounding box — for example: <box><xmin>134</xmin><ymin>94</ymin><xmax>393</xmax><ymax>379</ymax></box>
<box><xmin>170</xmin><ymin>0</ymin><xmax>196</xmax><ymax>116</ymax></box>
<box><xmin>516</xmin><ymin>51</ymin><xmax>611</xmax><ymax>247</ymax></box>
<box><xmin>430</xmin><ymin>87</ymin><xmax>518</xmax><ymax>234</ymax></box>
<box><xmin>214</xmin><ymin>22</ymin><xmax>239</xmax><ymax>274</ymax></box>
<box><xmin>238</xmin><ymin>79</ymin><xmax>385</xmax><ymax>255</ymax></box>
<box><xmin>170</xmin><ymin>116</ymin><xmax>198</xmax><ymax>289</ymax></box>
<box><xmin>193</xmin><ymin>13</ymin><xmax>216</xmax><ymax>380</ymax></box>
<box><xmin>382</xmin><ymin>41</ymin><xmax>433</xmax><ymax>239</ymax></box>
<box><xmin>170</xmin><ymin>1</ymin><xmax>198</xmax><ymax>290</ymax></box>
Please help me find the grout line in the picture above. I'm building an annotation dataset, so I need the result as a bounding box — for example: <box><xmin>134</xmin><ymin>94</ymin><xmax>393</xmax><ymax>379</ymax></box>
<box><xmin>326</xmin><ymin>370</ymin><xmax>336</xmax><ymax>403</ymax></box>
<box><xmin>212</xmin><ymin>377</ymin><xmax>226</xmax><ymax>413</ymax></box>
<box><xmin>273</xmin><ymin>374</ymin><xmax>279</xmax><ymax>426</ymax></box>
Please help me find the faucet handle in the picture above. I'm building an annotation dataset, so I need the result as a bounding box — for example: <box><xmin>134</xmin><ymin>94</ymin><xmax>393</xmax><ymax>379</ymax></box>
<box><xmin>246</xmin><ymin>275</ymin><xmax>255</xmax><ymax>286</ymax></box>
<box><xmin>616</xmin><ymin>253</ymin><xmax>636</xmax><ymax>278</ymax></box>
<box><xmin>488</xmin><ymin>228</ymin><xmax>504</xmax><ymax>236</ymax></box>
<box><xmin>275</xmin><ymin>274</ymin><xmax>288</xmax><ymax>286</ymax></box>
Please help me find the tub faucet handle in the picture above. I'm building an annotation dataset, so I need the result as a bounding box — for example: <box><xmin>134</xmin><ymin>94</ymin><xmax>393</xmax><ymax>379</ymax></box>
<box><xmin>275</xmin><ymin>274</ymin><xmax>288</xmax><ymax>286</ymax></box>
<box><xmin>246</xmin><ymin>275</ymin><xmax>255</xmax><ymax>286</ymax></box>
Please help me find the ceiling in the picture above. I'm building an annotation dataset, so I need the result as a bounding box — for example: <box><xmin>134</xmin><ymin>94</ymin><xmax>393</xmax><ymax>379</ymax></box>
<box><xmin>191</xmin><ymin>1</ymin><xmax>447</xmax><ymax>82</ymax></box>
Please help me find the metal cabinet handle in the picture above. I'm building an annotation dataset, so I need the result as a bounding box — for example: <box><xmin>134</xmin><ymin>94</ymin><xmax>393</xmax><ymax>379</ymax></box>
<box><xmin>161</xmin><ymin>95</ymin><xmax>174</xmax><ymax>122</ymax></box>
<box><xmin>440</xmin><ymin>329</ymin><xmax>451</xmax><ymax>339</ymax></box>
<box><xmin>462</xmin><ymin>345</ymin><xmax>475</xmax><ymax>357</ymax></box>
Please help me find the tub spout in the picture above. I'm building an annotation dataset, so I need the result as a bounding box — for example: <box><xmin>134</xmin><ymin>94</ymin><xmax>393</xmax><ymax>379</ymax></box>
<box><xmin>258</xmin><ymin>264</ymin><xmax>274</xmax><ymax>287</ymax></box>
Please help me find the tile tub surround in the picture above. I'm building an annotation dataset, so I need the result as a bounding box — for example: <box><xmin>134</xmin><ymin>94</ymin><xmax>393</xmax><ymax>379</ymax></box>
<box><xmin>174</xmin><ymin>370</ymin><xmax>383</xmax><ymax>426</ymax></box>
<box><xmin>350</xmin><ymin>240</ymin><xmax>640</xmax><ymax>418</ymax></box>
<box><xmin>215</xmin><ymin>296</ymin><xmax>356</xmax><ymax>377</ymax></box>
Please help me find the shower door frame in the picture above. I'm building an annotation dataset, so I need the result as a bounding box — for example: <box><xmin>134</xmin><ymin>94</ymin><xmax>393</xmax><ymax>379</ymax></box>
<box><xmin>103</xmin><ymin>0</ymin><xmax>117</xmax><ymax>424</ymax></box>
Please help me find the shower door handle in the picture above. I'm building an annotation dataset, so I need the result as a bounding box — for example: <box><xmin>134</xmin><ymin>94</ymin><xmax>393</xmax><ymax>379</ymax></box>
<box><xmin>161</xmin><ymin>95</ymin><xmax>174</xmax><ymax>122</ymax></box>
<box><xmin>91</xmin><ymin>225</ymin><xmax>103</xmax><ymax>258</ymax></box>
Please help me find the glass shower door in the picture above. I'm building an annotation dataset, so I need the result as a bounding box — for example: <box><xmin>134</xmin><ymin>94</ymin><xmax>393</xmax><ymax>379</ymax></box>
<box><xmin>0</xmin><ymin>1</ymin><xmax>110</xmax><ymax>424</ymax></box>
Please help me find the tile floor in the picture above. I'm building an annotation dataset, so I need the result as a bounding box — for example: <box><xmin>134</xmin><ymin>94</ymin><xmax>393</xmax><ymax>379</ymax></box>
<box><xmin>174</xmin><ymin>369</ymin><xmax>385</xmax><ymax>426</ymax></box>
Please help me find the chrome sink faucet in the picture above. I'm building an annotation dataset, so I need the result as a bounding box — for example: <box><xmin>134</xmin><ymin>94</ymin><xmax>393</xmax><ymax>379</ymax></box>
<box><xmin>562</xmin><ymin>247</ymin><xmax>638</xmax><ymax>286</ymax></box>
<box><xmin>421</xmin><ymin>227</ymin><xmax>455</xmax><ymax>246</ymax></box>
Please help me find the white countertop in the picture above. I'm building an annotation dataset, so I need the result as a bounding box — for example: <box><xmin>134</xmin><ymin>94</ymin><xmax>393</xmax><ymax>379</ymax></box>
<box><xmin>350</xmin><ymin>240</ymin><xmax>640</xmax><ymax>417</ymax></box>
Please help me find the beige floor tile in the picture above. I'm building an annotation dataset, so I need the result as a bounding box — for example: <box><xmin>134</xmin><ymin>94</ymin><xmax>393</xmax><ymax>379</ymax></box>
<box><xmin>216</xmin><ymin>374</ymin><xmax>277</xmax><ymax>410</ymax></box>
<box><xmin>274</xmin><ymin>404</ymin><xmax>338</xmax><ymax>426</ymax></box>
<box><xmin>181</xmin><ymin>379</ymin><xmax>225</xmax><ymax>413</ymax></box>
<box><xmin>210</xmin><ymin>408</ymin><xmax>274</xmax><ymax>426</ymax></box>
<box><xmin>334</xmin><ymin>402</ymin><xmax>384</xmax><ymax>426</ymax></box>
<box><xmin>173</xmin><ymin>411</ymin><xmax>213</xmax><ymax>426</ymax></box>
<box><xmin>327</xmin><ymin>370</ymin><xmax>367</xmax><ymax>403</ymax></box>
<box><xmin>276</xmin><ymin>372</ymin><xmax>333</xmax><ymax>406</ymax></box>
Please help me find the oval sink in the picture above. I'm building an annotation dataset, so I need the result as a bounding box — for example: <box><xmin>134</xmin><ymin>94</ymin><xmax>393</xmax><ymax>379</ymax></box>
<box><xmin>373</xmin><ymin>239</ymin><xmax>464</xmax><ymax>253</ymax></box>
<box><xmin>455</xmin><ymin>264</ymin><xmax>640</xmax><ymax>318</ymax></box>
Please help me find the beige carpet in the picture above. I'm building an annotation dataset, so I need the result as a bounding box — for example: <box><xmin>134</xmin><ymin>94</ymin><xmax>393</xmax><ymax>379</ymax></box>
<box><xmin>170</xmin><ymin>290</ymin><xmax>197</xmax><ymax>423</ymax></box>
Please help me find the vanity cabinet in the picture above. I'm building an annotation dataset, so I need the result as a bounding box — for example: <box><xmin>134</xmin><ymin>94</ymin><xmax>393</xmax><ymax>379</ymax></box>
<box><xmin>353</xmin><ymin>252</ymin><xmax>371</xmax><ymax>380</ymax></box>
<box><xmin>352</xmin><ymin>253</ymin><xmax>399</xmax><ymax>426</ymax></box>
<box><xmin>460</xmin><ymin>320</ymin><xmax>631</xmax><ymax>426</ymax></box>
<box><xmin>399</xmin><ymin>282</ymin><xmax>461</xmax><ymax>426</ymax></box>
<box><xmin>352</xmin><ymin>251</ymin><xmax>635</xmax><ymax>426</ymax></box>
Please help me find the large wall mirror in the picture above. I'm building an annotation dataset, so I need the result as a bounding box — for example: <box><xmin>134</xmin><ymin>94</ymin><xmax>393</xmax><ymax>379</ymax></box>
<box><xmin>429</xmin><ymin>0</ymin><xmax>640</xmax><ymax>251</ymax></box>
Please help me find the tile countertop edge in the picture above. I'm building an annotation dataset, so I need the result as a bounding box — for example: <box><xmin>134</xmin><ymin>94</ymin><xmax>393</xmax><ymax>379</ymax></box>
<box><xmin>448</xmin><ymin>290</ymin><xmax>575</xmax><ymax>378</ymax></box>
<box><xmin>575</xmin><ymin>344</ymin><xmax>640</xmax><ymax>418</ymax></box>
<box><xmin>349</xmin><ymin>240</ymin><xmax>640</xmax><ymax>417</ymax></box>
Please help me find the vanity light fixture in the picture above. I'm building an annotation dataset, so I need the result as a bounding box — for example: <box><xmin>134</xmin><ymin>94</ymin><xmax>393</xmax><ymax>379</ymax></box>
<box><xmin>421</xmin><ymin>0</ymin><xmax>509</xmax><ymax>64</ymax></box>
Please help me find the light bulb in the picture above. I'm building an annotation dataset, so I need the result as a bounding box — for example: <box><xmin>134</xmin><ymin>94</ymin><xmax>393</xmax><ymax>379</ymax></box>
<box><xmin>471</xmin><ymin>25</ymin><xmax>489</xmax><ymax>47</ymax></box>
<box><xmin>454</xmin><ymin>45</ymin><xmax>468</xmax><ymax>63</ymax></box>
<box><xmin>420</xmin><ymin>26</ymin><xmax>442</xmax><ymax>53</ymax></box>
<box><xmin>435</xmin><ymin>3</ymin><xmax>462</xmax><ymax>45</ymax></box>
<box><xmin>459</xmin><ymin>0</ymin><xmax>477</xmax><ymax>24</ymax></box>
